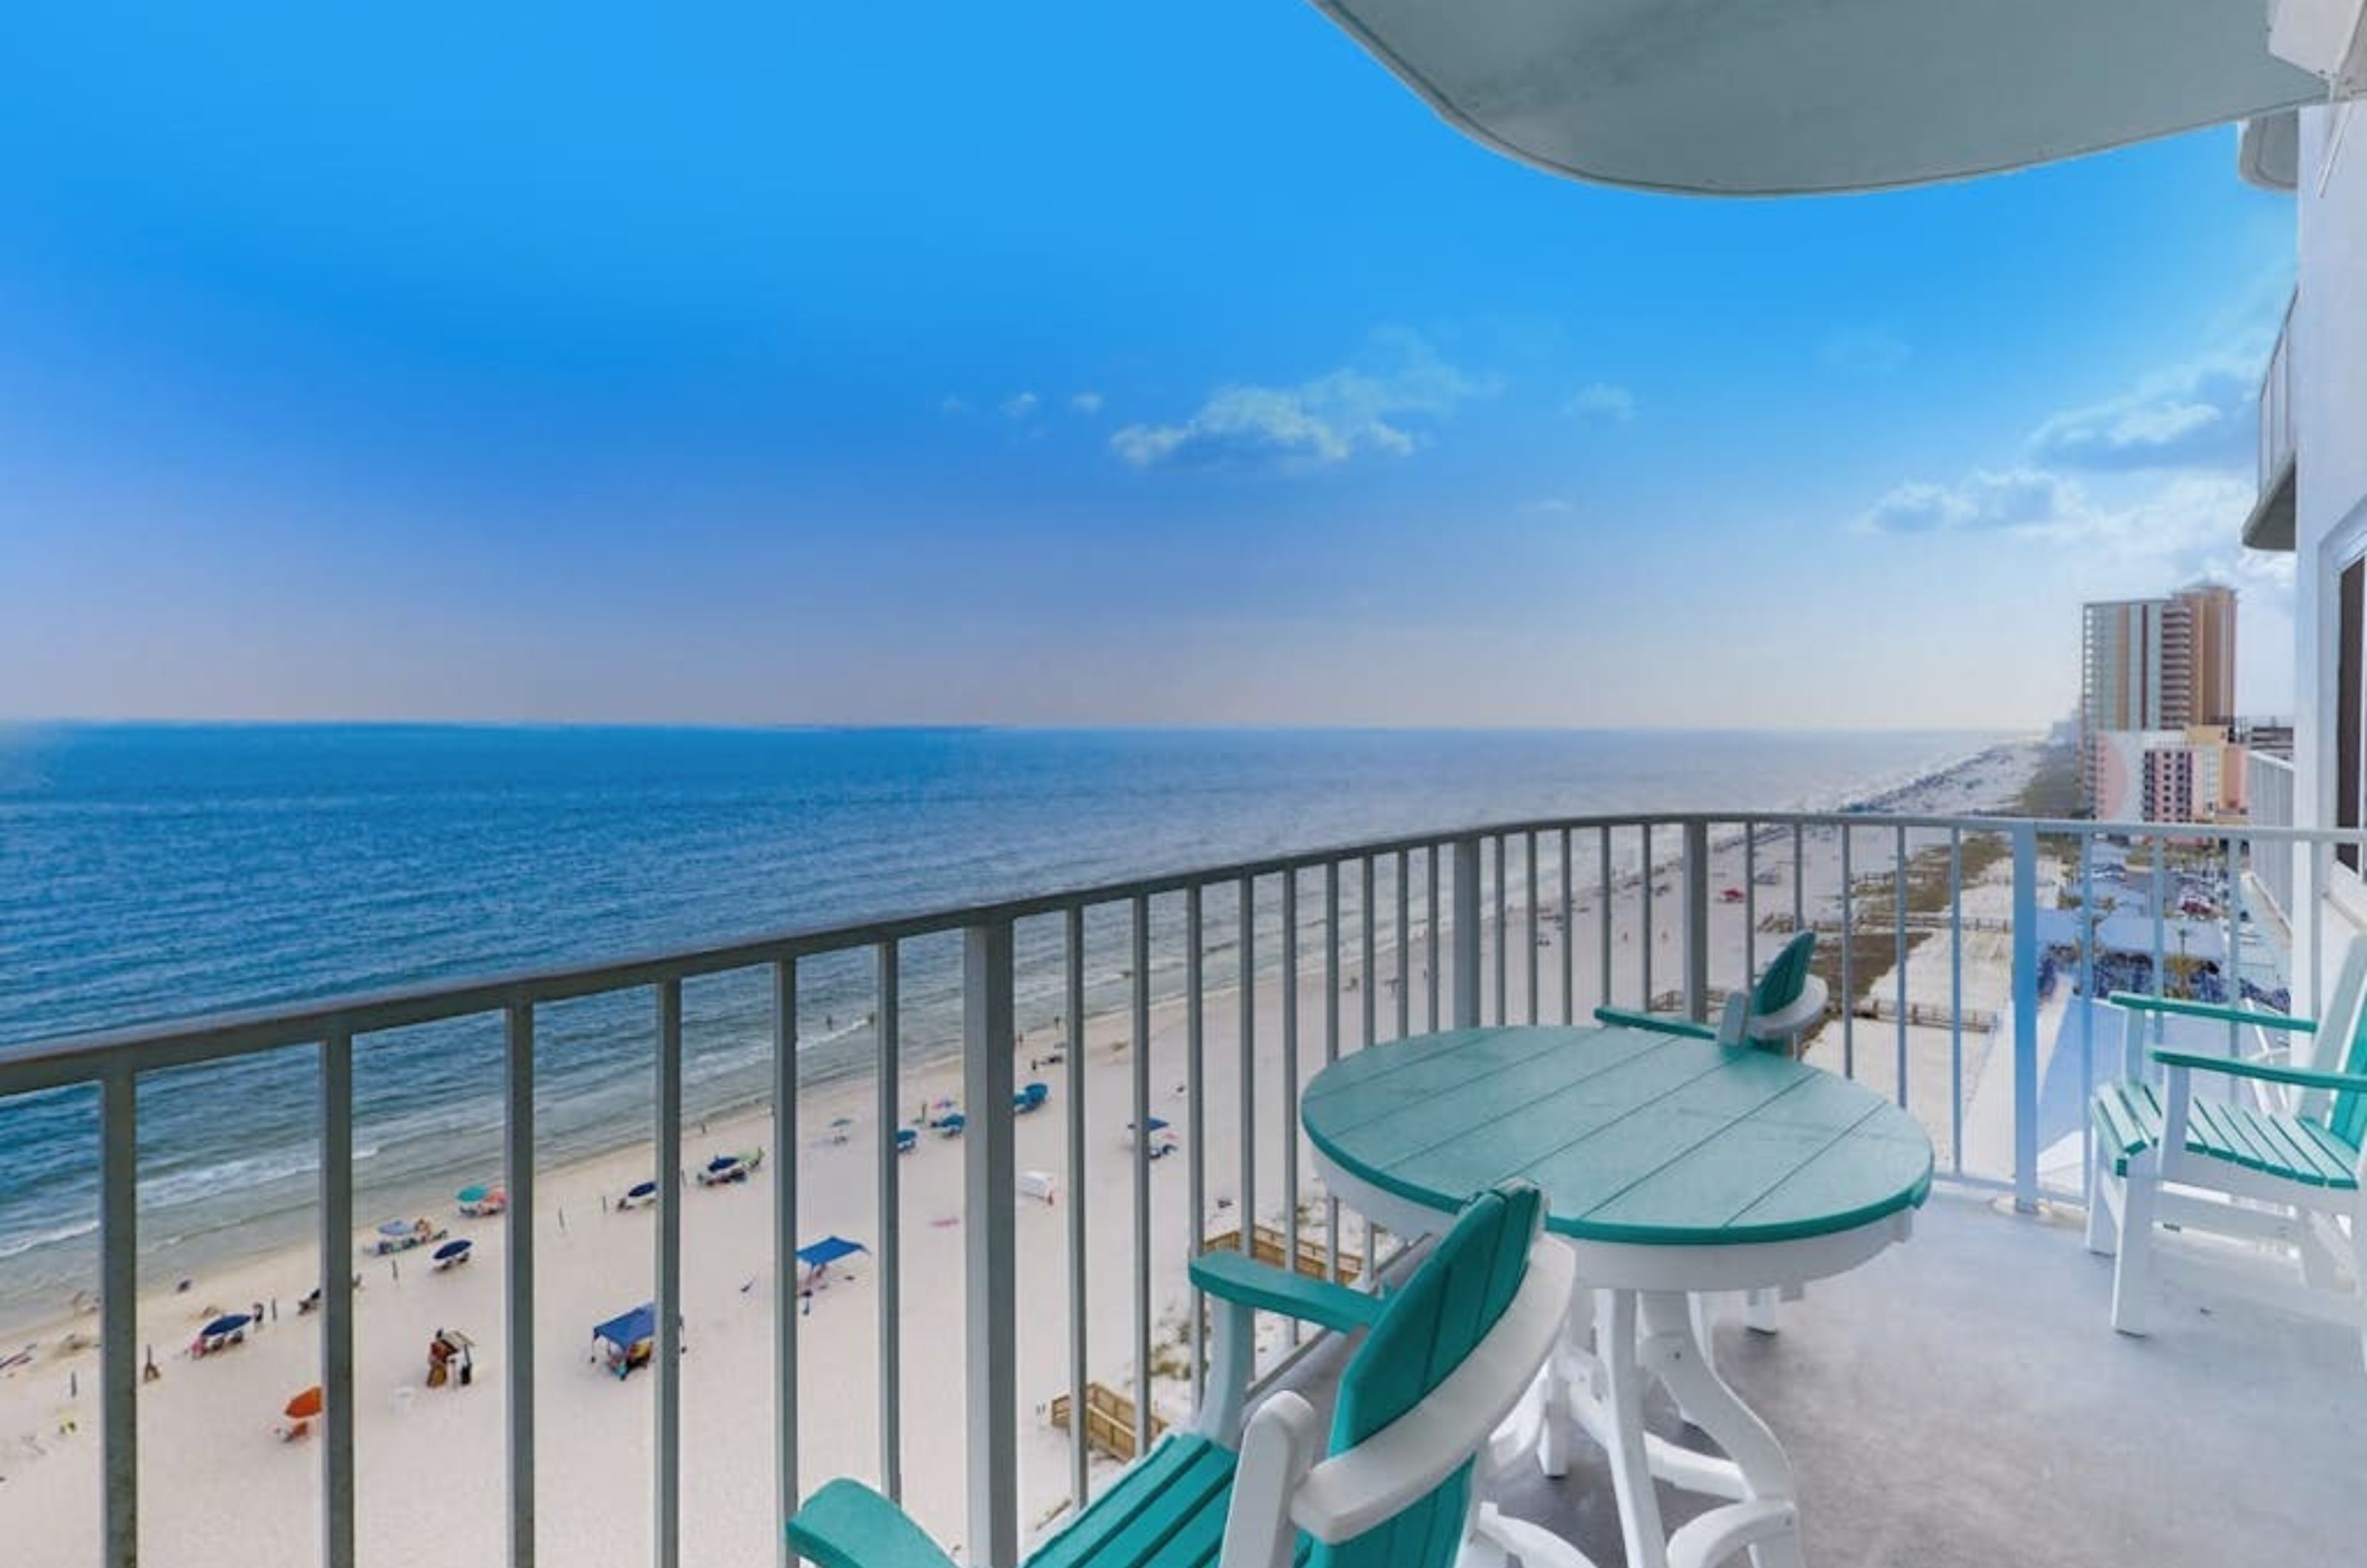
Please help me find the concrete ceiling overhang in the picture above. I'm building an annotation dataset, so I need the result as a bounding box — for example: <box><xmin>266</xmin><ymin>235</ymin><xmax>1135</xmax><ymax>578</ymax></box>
<box><xmin>1309</xmin><ymin>0</ymin><xmax>2330</xmax><ymax>194</ymax></box>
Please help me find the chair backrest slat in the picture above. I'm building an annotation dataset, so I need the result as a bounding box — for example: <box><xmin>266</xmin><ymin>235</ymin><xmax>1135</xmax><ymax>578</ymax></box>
<box><xmin>2305</xmin><ymin>939</ymin><xmax>2367</xmax><ymax>1146</ymax></box>
<box><xmin>1313</xmin><ymin>1183</ymin><xmax>1541</xmax><ymax>1568</ymax></box>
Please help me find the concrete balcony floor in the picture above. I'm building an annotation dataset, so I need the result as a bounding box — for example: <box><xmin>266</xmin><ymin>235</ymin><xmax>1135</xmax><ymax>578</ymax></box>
<box><xmin>1294</xmin><ymin>1190</ymin><xmax>2364</xmax><ymax>1567</ymax></box>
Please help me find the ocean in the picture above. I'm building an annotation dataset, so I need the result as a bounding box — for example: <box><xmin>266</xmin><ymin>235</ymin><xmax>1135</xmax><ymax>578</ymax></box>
<box><xmin>0</xmin><ymin>723</ymin><xmax>2002</xmax><ymax>1326</ymax></box>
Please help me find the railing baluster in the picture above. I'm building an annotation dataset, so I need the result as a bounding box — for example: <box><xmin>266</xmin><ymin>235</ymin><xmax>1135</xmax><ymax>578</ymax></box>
<box><xmin>1425</xmin><ymin>843</ymin><xmax>1441</xmax><ymax>1032</ymax></box>
<box><xmin>1792</xmin><ymin>822</ymin><xmax>1806</xmax><ymax>937</ymax></box>
<box><xmin>2011</xmin><ymin>824</ymin><xmax>2041</xmax><ymax>1212</ymax></box>
<box><xmin>504</xmin><ymin>1004</ymin><xmax>537</xmax><ymax>1568</ymax></box>
<box><xmin>1684</xmin><ymin>820</ymin><xmax>1710</xmax><ymax>1023</ymax></box>
<box><xmin>1237</xmin><ymin>876</ymin><xmax>1256</xmax><ymax>1260</ymax></box>
<box><xmin>1559</xmin><ymin>829</ymin><xmax>1574</xmax><ymax>1024</ymax></box>
<box><xmin>1745</xmin><ymin>822</ymin><xmax>1758</xmax><ymax>981</ymax></box>
<box><xmin>1363</xmin><ymin>856</ymin><xmax>1380</xmax><ymax>1050</ymax></box>
<box><xmin>1641</xmin><ymin>825</ymin><xmax>1655</xmax><ymax>1007</ymax></box>
<box><xmin>1598</xmin><ymin>825</ymin><xmax>1613</xmax><ymax>1012</ymax></box>
<box><xmin>1949</xmin><ymin>829</ymin><xmax>1965</xmax><ymax>1177</ymax></box>
<box><xmin>1280</xmin><ymin>871</ymin><xmax>1303</xmax><ymax>1347</ymax></box>
<box><xmin>320</xmin><ymin>1029</ymin><xmax>357</xmax><ymax>1568</ymax></box>
<box><xmin>773</xmin><ymin>963</ymin><xmax>800</xmax><ymax>1565</ymax></box>
<box><xmin>1325</xmin><ymin>864</ymin><xmax>1343</xmax><ymax>1281</ymax></box>
<box><xmin>655</xmin><ymin>979</ymin><xmax>685</xmax><ymax>1568</ymax></box>
<box><xmin>1841</xmin><ymin>825</ymin><xmax>1855</xmax><ymax>1076</ymax></box>
<box><xmin>2225</xmin><ymin>833</ymin><xmax>2241</xmax><ymax>1052</ymax></box>
<box><xmin>101</xmin><ymin>1066</ymin><xmax>138</xmax><ymax>1568</ymax></box>
<box><xmin>962</xmin><ymin>920</ymin><xmax>1019</xmax><ymax>1568</ymax></box>
<box><xmin>875</xmin><ymin>944</ymin><xmax>903</xmax><ymax>1501</ymax></box>
<box><xmin>1397</xmin><ymin>849</ymin><xmax>1412</xmax><ymax>1040</ymax></box>
<box><xmin>1895</xmin><ymin>822</ymin><xmax>1909</xmax><ymax>1109</ymax></box>
<box><xmin>2081</xmin><ymin>836</ymin><xmax>2097</xmax><ymax>1167</ymax></box>
<box><xmin>1064</xmin><ymin>909</ymin><xmax>1090</xmax><ymax>1507</ymax></box>
<box><xmin>1185</xmin><ymin>882</ymin><xmax>1207</xmax><ymax>1400</ymax></box>
<box><xmin>1525</xmin><ymin>831</ymin><xmax>1541</xmax><ymax>1024</ymax></box>
<box><xmin>1491</xmin><ymin>836</ymin><xmax>1507</xmax><ymax>1024</ymax></box>
<box><xmin>1130</xmin><ymin>896</ymin><xmax>1153</xmax><ymax>1457</ymax></box>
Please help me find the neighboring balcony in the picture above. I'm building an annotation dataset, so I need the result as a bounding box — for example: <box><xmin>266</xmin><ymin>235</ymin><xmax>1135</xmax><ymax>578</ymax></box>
<box><xmin>0</xmin><ymin>805</ymin><xmax>2361</xmax><ymax>1568</ymax></box>
<box><xmin>2244</xmin><ymin>291</ymin><xmax>2297</xmax><ymax>552</ymax></box>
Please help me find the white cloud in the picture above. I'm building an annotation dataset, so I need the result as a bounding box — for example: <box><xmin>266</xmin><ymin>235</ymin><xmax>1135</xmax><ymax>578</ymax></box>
<box><xmin>1860</xmin><ymin>468</ymin><xmax>2084</xmax><ymax>535</ymax></box>
<box><xmin>939</xmin><ymin>396</ymin><xmax>970</xmax><ymax>416</ymax></box>
<box><xmin>1563</xmin><ymin>382</ymin><xmax>1636</xmax><ymax>423</ymax></box>
<box><xmin>1110</xmin><ymin>329</ymin><xmax>1491</xmax><ymax>473</ymax></box>
<box><xmin>1523</xmin><ymin>497</ymin><xmax>1577</xmax><ymax>515</ymax></box>
<box><xmin>1002</xmin><ymin>391</ymin><xmax>1040</xmax><ymax>419</ymax></box>
<box><xmin>1070</xmin><ymin>391</ymin><xmax>1104</xmax><ymax>416</ymax></box>
<box><xmin>1821</xmin><ymin>329</ymin><xmax>1911</xmax><ymax>376</ymax></box>
<box><xmin>2026</xmin><ymin>356</ymin><xmax>2257</xmax><ymax>472</ymax></box>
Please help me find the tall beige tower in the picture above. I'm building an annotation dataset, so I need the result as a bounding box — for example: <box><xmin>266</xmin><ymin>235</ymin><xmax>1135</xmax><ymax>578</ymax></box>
<box><xmin>2178</xmin><ymin>581</ymin><xmax>2238</xmax><ymax>727</ymax></box>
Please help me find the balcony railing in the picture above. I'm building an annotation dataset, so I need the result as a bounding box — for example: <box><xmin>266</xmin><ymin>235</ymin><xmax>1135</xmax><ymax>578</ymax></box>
<box><xmin>0</xmin><ymin>806</ymin><xmax>2355</xmax><ymax>1568</ymax></box>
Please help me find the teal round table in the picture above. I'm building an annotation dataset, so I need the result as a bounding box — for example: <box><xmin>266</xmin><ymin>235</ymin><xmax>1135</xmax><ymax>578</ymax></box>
<box><xmin>1301</xmin><ymin>1024</ymin><xmax>1934</xmax><ymax>1568</ymax></box>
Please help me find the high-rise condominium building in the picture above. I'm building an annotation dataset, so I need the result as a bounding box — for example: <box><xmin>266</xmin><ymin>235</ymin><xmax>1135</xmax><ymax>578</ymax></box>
<box><xmin>2079</xmin><ymin>584</ymin><xmax>2238</xmax><ymax>809</ymax></box>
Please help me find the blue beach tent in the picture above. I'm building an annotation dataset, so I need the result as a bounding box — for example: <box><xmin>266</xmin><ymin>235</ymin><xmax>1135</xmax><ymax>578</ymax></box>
<box><xmin>795</xmin><ymin>1236</ymin><xmax>868</xmax><ymax>1271</ymax></box>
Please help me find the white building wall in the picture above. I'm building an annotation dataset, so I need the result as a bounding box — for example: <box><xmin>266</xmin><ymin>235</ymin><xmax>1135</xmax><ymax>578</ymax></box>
<box><xmin>2285</xmin><ymin>106</ymin><xmax>2367</xmax><ymax>992</ymax></box>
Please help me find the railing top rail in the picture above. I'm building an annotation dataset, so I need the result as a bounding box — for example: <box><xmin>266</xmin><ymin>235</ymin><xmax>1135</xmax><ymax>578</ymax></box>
<box><xmin>5</xmin><ymin>805</ymin><xmax>2356</xmax><ymax>1093</ymax></box>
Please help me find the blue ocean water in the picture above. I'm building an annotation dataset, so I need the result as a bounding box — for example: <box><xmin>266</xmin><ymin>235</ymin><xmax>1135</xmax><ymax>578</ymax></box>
<box><xmin>0</xmin><ymin>723</ymin><xmax>1999</xmax><ymax>1322</ymax></box>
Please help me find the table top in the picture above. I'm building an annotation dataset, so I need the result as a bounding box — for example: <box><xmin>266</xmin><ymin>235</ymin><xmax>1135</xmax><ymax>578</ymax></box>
<box><xmin>1301</xmin><ymin>1024</ymin><xmax>1933</xmax><ymax>1248</ymax></box>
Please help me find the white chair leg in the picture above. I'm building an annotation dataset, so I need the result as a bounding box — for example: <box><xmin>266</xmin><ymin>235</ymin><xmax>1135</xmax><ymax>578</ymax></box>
<box><xmin>2110</xmin><ymin>1158</ymin><xmax>2159</xmax><ymax>1336</ymax></box>
<box><xmin>2351</xmin><ymin>1197</ymin><xmax>2367</xmax><ymax>1373</ymax></box>
<box><xmin>2084</xmin><ymin>1147</ymin><xmax>2118</xmax><ymax>1257</ymax></box>
<box><xmin>1742</xmin><ymin>1288</ymin><xmax>1781</xmax><ymax>1334</ymax></box>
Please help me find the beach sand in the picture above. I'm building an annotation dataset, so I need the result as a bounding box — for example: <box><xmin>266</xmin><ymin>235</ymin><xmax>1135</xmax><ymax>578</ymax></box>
<box><xmin>0</xmin><ymin>744</ymin><xmax>2044</xmax><ymax>1567</ymax></box>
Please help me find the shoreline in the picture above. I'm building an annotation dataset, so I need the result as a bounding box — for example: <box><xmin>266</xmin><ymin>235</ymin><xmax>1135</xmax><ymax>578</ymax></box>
<box><xmin>0</xmin><ymin>735</ymin><xmax>2042</xmax><ymax>1339</ymax></box>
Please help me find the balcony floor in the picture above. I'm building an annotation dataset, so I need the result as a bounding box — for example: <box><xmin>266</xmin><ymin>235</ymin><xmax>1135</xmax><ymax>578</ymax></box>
<box><xmin>1302</xmin><ymin>1190</ymin><xmax>2366</xmax><ymax>1567</ymax></box>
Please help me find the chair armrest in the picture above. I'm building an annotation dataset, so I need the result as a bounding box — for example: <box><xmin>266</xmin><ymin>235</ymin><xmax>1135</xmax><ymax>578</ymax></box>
<box><xmin>2108</xmin><ymin>993</ymin><xmax>2317</xmax><ymax>1032</ymax></box>
<box><xmin>2150</xmin><ymin>1047</ymin><xmax>2367</xmax><ymax>1096</ymax></box>
<box><xmin>789</xmin><ymin>1479</ymin><xmax>957</xmax><ymax>1568</ymax></box>
<box><xmin>1592</xmin><ymin>1006</ymin><xmax>1718</xmax><ymax>1041</ymax></box>
<box><xmin>1189</xmin><ymin>1249</ymin><xmax>1380</xmax><ymax>1334</ymax></box>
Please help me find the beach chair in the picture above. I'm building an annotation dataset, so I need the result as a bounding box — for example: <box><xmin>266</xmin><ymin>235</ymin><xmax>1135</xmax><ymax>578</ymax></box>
<box><xmin>788</xmin><ymin>1182</ymin><xmax>1574</xmax><ymax>1568</ymax></box>
<box><xmin>1594</xmin><ymin>930</ymin><xmax>1826</xmax><ymax>1053</ymax></box>
<box><xmin>2090</xmin><ymin>938</ymin><xmax>2367</xmax><ymax>1365</ymax></box>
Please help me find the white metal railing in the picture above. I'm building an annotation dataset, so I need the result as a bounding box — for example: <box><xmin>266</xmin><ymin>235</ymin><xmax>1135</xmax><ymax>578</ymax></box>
<box><xmin>2249</xmin><ymin>752</ymin><xmax>2297</xmax><ymax>922</ymax></box>
<box><xmin>2</xmin><ymin>805</ymin><xmax>2360</xmax><ymax>1568</ymax></box>
<box><xmin>2260</xmin><ymin>290</ymin><xmax>2296</xmax><ymax>490</ymax></box>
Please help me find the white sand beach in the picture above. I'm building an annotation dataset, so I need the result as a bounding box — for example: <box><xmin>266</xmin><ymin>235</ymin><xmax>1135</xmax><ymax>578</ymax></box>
<box><xmin>0</xmin><ymin>744</ymin><xmax>2047</xmax><ymax>1568</ymax></box>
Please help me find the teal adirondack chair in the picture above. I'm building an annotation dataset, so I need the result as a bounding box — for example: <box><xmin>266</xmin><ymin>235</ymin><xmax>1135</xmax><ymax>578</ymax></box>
<box><xmin>2090</xmin><ymin>938</ymin><xmax>2367</xmax><ymax>1365</ymax></box>
<box><xmin>1595</xmin><ymin>930</ymin><xmax>1826</xmax><ymax>1054</ymax></box>
<box><xmin>787</xmin><ymin>1183</ymin><xmax>1575</xmax><ymax>1568</ymax></box>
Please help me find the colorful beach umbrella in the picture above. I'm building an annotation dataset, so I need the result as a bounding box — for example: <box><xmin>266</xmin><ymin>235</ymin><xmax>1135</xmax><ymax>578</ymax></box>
<box><xmin>705</xmin><ymin>1155</ymin><xmax>740</xmax><ymax>1174</ymax></box>
<box><xmin>456</xmin><ymin>1184</ymin><xmax>491</xmax><ymax>1205</ymax></box>
<box><xmin>626</xmin><ymin>1180</ymin><xmax>658</xmax><ymax>1200</ymax></box>
<box><xmin>201</xmin><ymin>1313</ymin><xmax>251</xmax><ymax>1338</ymax></box>
<box><xmin>284</xmin><ymin>1386</ymin><xmax>324</xmax><ymax>1421</ymax></box>
<box><xmin>377</xmin><ymin>1220</ymin><xmax>412</xmax><ymax>1237</ymax></box>
<box><xmin>433</xmin><ymin>1238</ymin><xmax>472</xmax><ymax>1263</ymax></box>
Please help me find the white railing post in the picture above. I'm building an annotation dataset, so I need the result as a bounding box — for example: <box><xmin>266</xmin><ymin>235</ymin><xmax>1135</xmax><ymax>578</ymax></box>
<box><xmin>773</xmin><ymin>961</ymin><xmax>800</xmax><ymax>1567</ymax></box>
<box><xmin>320</xmin><ymin>1030</ymin><xmax>359</xmax><ymax>1568</ymax></box>
<box><xmin>1452</xmin><ymin>837</ymin><xmax>1482</xmax><ymax>1029</ymax></box>
<box><xmin>2010</xmin><ymin>822</ymin><xmax>2041</xmax><ymax>1213</ymax></box>
<box><xmin>1683</xmin><ymin>819</ymin><xmax>1711</xmax><ymax>1021</ymax></box>
<box><xmin>101</xmin><ymin>1065</ymin><xmax>138</xmax><ymax>1568</ymax></box>
<box><xmin>964</xmin><ymin>919</ymin><xmax>1020</xmax><ymax>1568</ymax></box>
<box><xmin>654</xmin><ymin>980</ymin><xmax>686</xmax><ymax>1568</ymax></box>
<box><xmin>503</xmin><ymin>1001</ymin><xmax>538</xmax><ymax>1568</ymax></box>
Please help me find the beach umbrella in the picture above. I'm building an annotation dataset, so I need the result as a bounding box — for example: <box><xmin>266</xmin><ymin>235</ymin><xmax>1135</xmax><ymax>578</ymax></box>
<box><xmin>433</xmin><ymin>1238</ymin><xmax>472</xmax><ymax>1263</ymax></box>
<box><xmin>829</xmin><ymin>1116</ymin><xmax>854</xmax><ymax>1129</ymax></box>
<box><xmin>201</xmin><ymin>1313</ymin><xmax>251</xmax><ymax>1339</ymax></box>
<box><xmin>284</xmin><ymin>1386</ymin><xmax>324</xmax><ymax>1421</ymax></box>
<box><xmin>706</xmin><ymin>1155</ymin><xmax>740</xmax><ymax>1174</ymax></box>
<box><xmin>627</xmin><ymin>1180</ymin><xmax>658</xmax><ymax>1201</ymax></box>
<box><xmin>377</xmin><ymin>1220</ymin><xmax>412</xmax><ymax>1237</ymax></box>
<box><xmin>456</xmin><ymin>1184</ymin><xmax>491</xmax><ymax>1205</ymax></box>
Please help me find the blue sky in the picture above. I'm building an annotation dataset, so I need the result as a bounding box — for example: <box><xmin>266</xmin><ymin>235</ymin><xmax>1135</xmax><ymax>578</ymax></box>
<box><xmin>0</xmin><ymin>3</ymin><xmax>2298</xmax><ymax>729</ymax></box>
